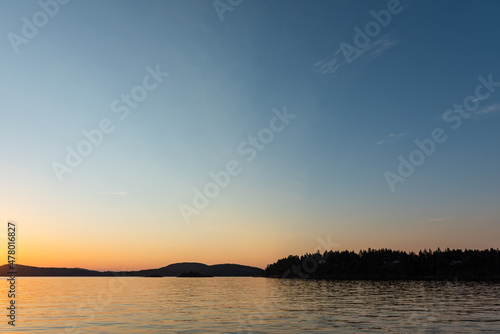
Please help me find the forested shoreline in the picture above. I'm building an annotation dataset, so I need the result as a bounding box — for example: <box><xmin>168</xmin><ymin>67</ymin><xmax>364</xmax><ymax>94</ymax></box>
<box><xmin>264</xmin><ymin>248</ymin><xmax>500</xmax><ymax>280</ymax></box>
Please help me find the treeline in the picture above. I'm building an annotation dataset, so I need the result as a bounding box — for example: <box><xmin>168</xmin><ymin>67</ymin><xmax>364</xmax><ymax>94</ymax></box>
<box><xmin>264</xmin><ymin>248</ymin><xmax>500</xmax><ymax>280</ymax></box>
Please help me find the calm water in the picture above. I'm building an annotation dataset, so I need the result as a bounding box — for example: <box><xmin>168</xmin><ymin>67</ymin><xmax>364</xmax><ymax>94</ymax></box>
<box><xmin>2</xmin><ymin>277</ymin><xmax>500</xmax><ymax>333</ymax></box>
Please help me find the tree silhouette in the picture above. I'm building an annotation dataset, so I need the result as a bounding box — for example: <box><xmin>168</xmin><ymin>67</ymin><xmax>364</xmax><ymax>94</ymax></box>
<box><xmin>264</xmin><ymin>248</ymin><xmax>500</xmax><ymax>280</ymax></box>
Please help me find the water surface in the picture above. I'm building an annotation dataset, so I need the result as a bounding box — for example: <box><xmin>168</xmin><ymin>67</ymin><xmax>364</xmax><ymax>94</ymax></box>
<box><xmin>2</xmin><ymin>277</ymin><xmax>500</xmax><ymax>333</ymax></box>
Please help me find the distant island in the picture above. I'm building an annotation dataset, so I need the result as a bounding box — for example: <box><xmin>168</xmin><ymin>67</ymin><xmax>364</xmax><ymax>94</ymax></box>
<box><xmin>0</xmin><ymin>262</ymin><xmax>263</xmax><ymax>277</ymax></box>
<box><xmin>264</xmin><ymin>248</ymin><xmax>500</xmax><ymax>280</ymax></box>
<box><xmin>177</xmin><ymin>271</ymin><xmax>213</xmax><ymax>277</ymax></box>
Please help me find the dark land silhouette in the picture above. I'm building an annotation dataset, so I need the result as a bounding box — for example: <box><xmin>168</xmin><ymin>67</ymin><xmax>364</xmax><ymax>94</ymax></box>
<box><xmin>177</xmin><ymin>271</ymin><xmax>214</xmax><ymax>277</ymax></box>
<box><xmin>264</xmin><ymin>248</ymin><xmax>500</xmax><ymax>280</ymax></box>
<box><xmin>3</xmin><ymin>248</ymin><xmax>500</xmax><ymax>280</ymax></box>
<box><xmin>0</xmin><ymin>262</ymin><xmax>263</xmax><ymax>277</ymax></box>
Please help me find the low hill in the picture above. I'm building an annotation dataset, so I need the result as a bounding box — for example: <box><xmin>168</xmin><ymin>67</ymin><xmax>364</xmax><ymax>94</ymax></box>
<box><xmin>126</xmin><ymin>262</ymin><xmax>263</xmax><ymax>277</ymax></box>
<box><xmin>0</xmin><ymin>263</ymin><xmax>263</xmax><ymax>277</ymax></box>
<box><xmin>0</xmin><ymin>264</ymin><xmax>108</xmax><ymax>276</ymax></box>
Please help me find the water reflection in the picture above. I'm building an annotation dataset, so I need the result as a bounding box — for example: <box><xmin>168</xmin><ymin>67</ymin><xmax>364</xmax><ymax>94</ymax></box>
<box><xmin>1</xmin><ymin>277</ymin><xmax>499</xmax><ymax>333</ymax></box>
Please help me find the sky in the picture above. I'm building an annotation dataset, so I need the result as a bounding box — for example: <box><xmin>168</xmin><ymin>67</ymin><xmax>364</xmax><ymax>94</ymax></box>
<box><xmin>0</xmin><ymin>0</ymin><xmax>499</xmax><ymax>271</ymax></box>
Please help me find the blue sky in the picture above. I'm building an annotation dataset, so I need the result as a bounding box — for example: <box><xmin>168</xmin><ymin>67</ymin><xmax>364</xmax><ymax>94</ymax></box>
<box><xmin>0</xmin><ymin>0</ymin><xmax>499</xmax><ymax>270</ymax></box>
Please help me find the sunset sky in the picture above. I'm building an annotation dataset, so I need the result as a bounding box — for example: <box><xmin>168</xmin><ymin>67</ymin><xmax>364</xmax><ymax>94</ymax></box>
<box><xmin>1</xmin><ymin>1</ymin><xmax>499</xmax><ymax>271</ymax></box>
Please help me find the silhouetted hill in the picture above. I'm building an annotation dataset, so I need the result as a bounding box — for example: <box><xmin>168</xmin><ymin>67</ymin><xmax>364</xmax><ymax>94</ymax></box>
<box><xmin>210</xmin><ymin>264</ymin><xmax>263</xmax><ymax>276</ymax></box>
<box><xmin>0</xmin><ymin>262</ymin><xmax>263</xmax><ymax>277</ymax></box>
<box><xmin>0</xmin><ymin>264</ymin><xmax>109</xmax><ymax>276</ymax></box>
<box><xmin>130</xmin><ymin>262</ymin><xmax>263</xmax><ymax>277</ymax></box>
<box><xmin>264</xmin><ymin>248</ymin><xmax>500</xmax><ymax>280</ymax></box>
<box><xmin>178</xmin><ymin>271</ymin><xmax>213</xmax><ymax>277</ymax></box>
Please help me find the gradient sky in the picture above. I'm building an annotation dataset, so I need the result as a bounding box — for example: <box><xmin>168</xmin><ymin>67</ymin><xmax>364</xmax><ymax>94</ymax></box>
<box><xmin>1</xmin><ymin>0</ymin><xmax>499</xmax><ymax>270</ymax></box>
